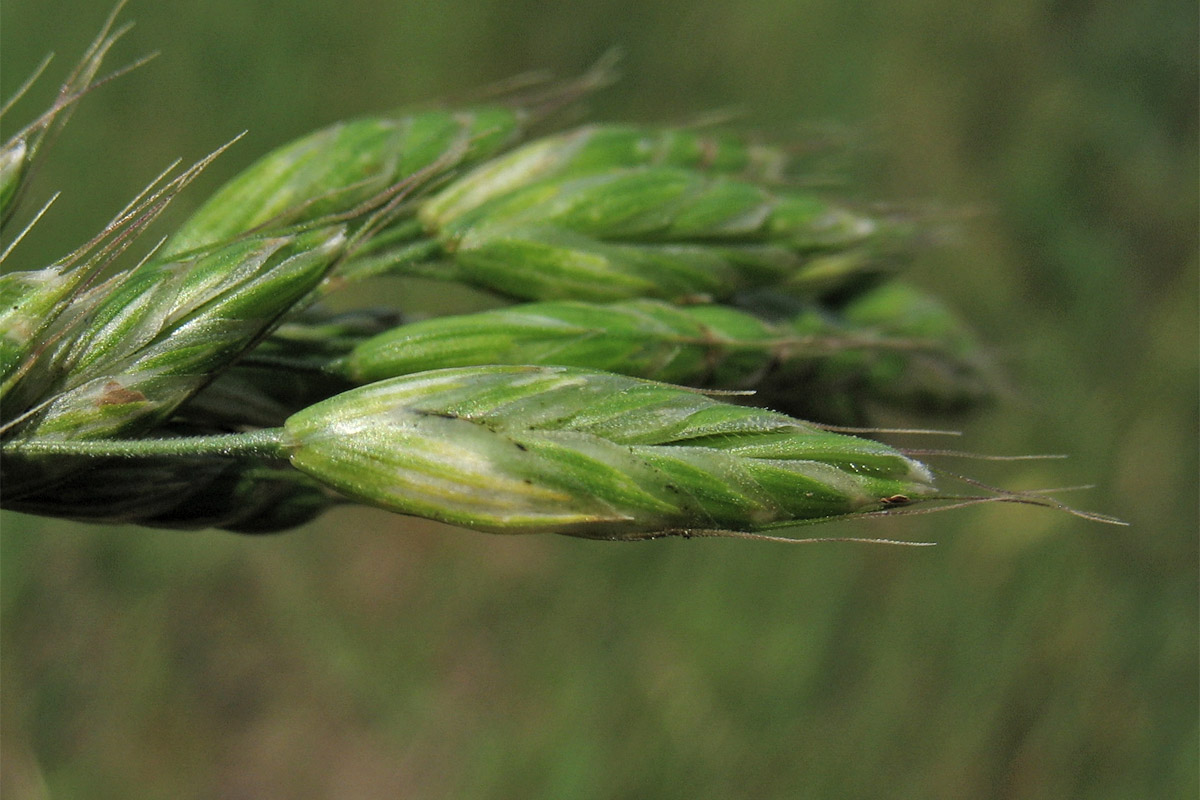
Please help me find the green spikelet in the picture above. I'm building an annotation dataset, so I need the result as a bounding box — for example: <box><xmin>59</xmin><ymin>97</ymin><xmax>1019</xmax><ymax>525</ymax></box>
<box><xmin>423</xmin><ymin>167</ymin><xmax>911</xmax><ymax>302</ymax></box>
<box><xmin>419</xmin><ymin>123</ymin><xmax>792</xmax><ymax>228</ymax></box>
<box><xmin>283</xmin><ymin>365</ymin><xmax>938</xmax><ymax>537</ymax></box>
<box><xmin>342</xmin><ymin>298</ymin><xmax>778</xmax><ymax>387</ymax></box>
<box><xmin>7</xmin><ymin>227</ymin><xmax>346</xmax><ymax>445</ymax></box>
<box><xmin>161</xmin><ymin>108</ymin><xmax>529</xmax><ymax>256</ymax></box>
<box><xmin>0</xmin><ymin>265</ymin><xmax>76</xmax><ymax>387</ymax></box>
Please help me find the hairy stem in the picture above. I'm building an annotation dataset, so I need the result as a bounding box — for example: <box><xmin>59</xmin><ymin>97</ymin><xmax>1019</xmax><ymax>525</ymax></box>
<box><xmin>3</xmin><ymin>428</ymin><xmax>291</xmax><ymax>460</ymax></box>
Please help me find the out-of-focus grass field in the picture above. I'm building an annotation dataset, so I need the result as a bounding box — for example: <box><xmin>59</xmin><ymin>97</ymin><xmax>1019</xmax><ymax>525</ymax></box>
<box><xmin>1</xmin><ymin>0</ymin><xmax>1195</xmax><ymax>797</ymax></box>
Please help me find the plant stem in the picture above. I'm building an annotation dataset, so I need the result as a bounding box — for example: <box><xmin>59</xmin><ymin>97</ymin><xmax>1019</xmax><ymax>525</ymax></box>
<box><xmin>2</xmin><ymin>427</ymin><xmax>291</xmax><ymax>460</ymax></box>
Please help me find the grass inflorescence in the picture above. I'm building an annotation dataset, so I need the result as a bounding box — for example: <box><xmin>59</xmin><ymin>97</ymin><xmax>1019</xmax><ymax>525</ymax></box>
<box><xmin>0</xmin><ymin>6</ymin><xmax>1123</xmax><ymax>539</ymax></box>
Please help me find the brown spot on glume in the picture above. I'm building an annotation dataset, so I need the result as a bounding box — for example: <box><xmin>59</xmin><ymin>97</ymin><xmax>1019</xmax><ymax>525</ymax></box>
<box><xmin>97</xmin><ymin>381</ymin><xmax>147</xmax><ymax>406</ymax></box>
<box><xmin>880</xmin><ymin>494</ymin><xmax>910</xmax><ymax>506</ymax></box>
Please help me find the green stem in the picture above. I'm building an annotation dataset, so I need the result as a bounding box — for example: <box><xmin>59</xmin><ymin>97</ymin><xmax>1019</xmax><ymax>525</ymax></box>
<box><xmin>2</xmin><ymin>427</ymin><xmax>292</xmax><ymax>460</ymax></box>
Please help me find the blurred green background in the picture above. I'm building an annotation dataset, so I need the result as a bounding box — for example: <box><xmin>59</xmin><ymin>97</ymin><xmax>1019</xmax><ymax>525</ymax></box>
<box><xmin>1</xmin><ymin>0</ymin><xmax>1195</xmax><ymax>797</ymax></box>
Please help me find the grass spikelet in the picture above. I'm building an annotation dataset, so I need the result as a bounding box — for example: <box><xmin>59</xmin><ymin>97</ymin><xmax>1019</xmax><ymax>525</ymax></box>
<box><xmin>418</xmin><ymin>123</ymin><xmax>801</xmax><ymax>229</ymax></box>
<box><xmin>5</xmin><ymin>227</ymin><xmax>345</xmax><ymax>448</ymax></box>
<box><xmin>281</xmin><ymin>365</ymin><xmax>941</xmax><ymax>536</ymax></box>
<box><xmin>336</xmin><ymin>296</ymin><xmax>988</xmax><ymax>412</ymax></box>
<box><xmin>160</xmin><ymin>107</ymin><xmax>528</xmax><ymax>256</ymax></box>
<box><xmin>0</xmin><ymin>136</ymin><xmax>242</xmax><ymax>401</ymax></box>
